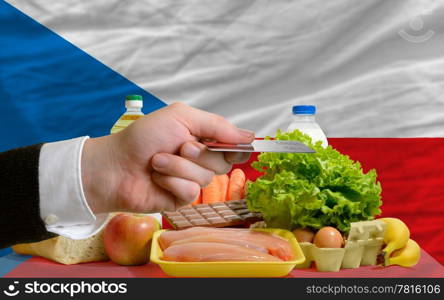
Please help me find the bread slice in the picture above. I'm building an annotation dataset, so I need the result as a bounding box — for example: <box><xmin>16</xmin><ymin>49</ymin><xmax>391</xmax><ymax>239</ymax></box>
<box><xmin>12</xmin><ymin>231</ymin><xmax>108</xmax><ymax>265</ymax></box>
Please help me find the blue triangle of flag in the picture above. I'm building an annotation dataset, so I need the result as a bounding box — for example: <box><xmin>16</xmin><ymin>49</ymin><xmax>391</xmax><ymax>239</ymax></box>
<box><xmin>0</xmin><ymin>1</ymin><xmax>166</xmax><ymax>151</ymax></box>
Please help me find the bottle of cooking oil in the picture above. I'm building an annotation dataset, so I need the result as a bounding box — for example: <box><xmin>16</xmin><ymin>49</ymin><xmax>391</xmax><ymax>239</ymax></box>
<box><xmin>110</xmin><ymin>94</ymin><xmax>162</xmax><ymax>225</ymax></box>
<box><xmin>110</xmin><ymin>95</ymin><xmax>144</xmax><ymax>134</ymax></box>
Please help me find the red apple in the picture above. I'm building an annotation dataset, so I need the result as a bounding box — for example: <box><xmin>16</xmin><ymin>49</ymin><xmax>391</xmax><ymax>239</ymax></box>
<box><xmin>103</xmin><ymin>213</ymin><xmax>160</xmax><ymax>265</ymax></box>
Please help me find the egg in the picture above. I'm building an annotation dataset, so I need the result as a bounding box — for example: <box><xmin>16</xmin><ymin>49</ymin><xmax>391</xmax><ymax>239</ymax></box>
<box><xmin>313</xmin><ymin>226</ymin><xmax>343</xmax><ymax>248</ymax></box>
<box><xmin>293</xmin><ymin>228</ymin><xmax>315</xmax><ymax>243</ymax></box>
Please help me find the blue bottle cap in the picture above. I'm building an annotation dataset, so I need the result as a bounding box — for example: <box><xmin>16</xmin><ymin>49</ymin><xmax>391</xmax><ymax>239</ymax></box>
<box><xmin>292</xmin><ymin>105</ymin><xmax>316</xmax><ymax>115</ymax></box>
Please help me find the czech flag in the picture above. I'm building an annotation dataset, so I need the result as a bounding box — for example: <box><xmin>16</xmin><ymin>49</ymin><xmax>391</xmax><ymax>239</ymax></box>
<box><xmin>1</xmin><ymin>1</ymin><xmax>443</xmax><ymax>265</ymax></box>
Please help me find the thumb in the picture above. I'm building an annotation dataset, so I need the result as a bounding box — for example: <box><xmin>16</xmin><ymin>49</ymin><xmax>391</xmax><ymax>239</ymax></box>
<box><xmin>170</xmin><ymin>103</ymin><xmax>255</xmax><ymax>144</ymax></box>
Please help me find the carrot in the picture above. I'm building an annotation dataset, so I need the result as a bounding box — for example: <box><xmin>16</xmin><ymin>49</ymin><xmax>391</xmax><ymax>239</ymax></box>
<box><xmin>227</xmin><ymin>168</ymin><xmax>246</xmax><ymax>201</ymax></box>
<box><xmin>191</xmin><ymin>190</ymin><xmax>202</xmax><ymax>206</ymax></box>
<box><xmin>202</xmin><ymin>174</ymin><xmax>229</xmax><ymax>203</ymax></box>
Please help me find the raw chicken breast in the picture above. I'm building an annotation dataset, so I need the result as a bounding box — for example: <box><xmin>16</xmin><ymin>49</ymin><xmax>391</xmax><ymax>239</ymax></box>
<box><xmin>159</xmin><ymin>227</ymin><xmax>294</xmax><ymax>261</ymax></box>
<box><xmin>158</xmin><ymin>227</ymin><xmax>248</xmax><ymax>249</ymax></box>
<box><xmin>170</xmin><ymin>236</ymin><xmax>268</xmax><ymax>253</ymax></box>
<box><xmin>162</xmin><ymin>242</ymin><xmax>282</xmax><ymax>262</ymax></box>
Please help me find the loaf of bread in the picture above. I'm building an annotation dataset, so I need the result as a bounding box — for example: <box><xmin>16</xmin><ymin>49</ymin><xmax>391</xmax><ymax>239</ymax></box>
<box><xmin>12</xmin><ymin>231</ymin><xmax>108</xmax><ymax>265</ymax></box>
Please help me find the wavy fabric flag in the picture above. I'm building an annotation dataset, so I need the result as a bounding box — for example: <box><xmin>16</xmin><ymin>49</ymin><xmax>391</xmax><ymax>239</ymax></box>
<box><xmin>1</xmin><ymin>0</ymin><xmax>443</xmax><ymax>266</ymax></box>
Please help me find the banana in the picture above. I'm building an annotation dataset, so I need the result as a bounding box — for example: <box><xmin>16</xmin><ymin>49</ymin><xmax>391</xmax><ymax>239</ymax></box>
<box><xmin>386</xmin><ymin>239</ymin><xmax>421</xmax><ymax>267</ymax></box>
<box><xmin>379</xmin><ymin>217</ymin><xmax>410</xmax><ymax>265</ymax></box>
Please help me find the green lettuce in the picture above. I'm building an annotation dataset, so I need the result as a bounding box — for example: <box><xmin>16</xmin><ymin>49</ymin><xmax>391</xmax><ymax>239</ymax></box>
<box><xmin>246</xmin><ymin>130</ymin><xmax>382</xmax><ymax>233</ymax></box>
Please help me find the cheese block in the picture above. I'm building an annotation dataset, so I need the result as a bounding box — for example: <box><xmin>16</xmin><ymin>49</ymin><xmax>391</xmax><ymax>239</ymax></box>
<box><xmin>12</xmin><ymin>231</ymin><xmax>108</xmax><ymax>265</ymax></box>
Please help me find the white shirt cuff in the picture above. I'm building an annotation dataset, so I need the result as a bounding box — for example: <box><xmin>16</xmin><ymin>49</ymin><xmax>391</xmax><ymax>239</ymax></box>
<box><xmin>39</xmin><ymin>136</ymin><xmax>108</xmax><ymax>239</ymax></box>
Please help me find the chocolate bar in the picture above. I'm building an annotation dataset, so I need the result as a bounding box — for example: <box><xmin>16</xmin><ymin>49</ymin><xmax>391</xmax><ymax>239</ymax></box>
<box><xmin>162</xmin><ymin>199</ymin><xmax>263</xmax><ymax>229</ymax></box>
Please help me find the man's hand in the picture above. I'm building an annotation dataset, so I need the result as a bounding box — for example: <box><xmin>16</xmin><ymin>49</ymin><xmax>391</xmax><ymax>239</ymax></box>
<box><xmin>81</xmin><ymin>103</ymin><xmax>254</xmax><ymax>213</ymax></box>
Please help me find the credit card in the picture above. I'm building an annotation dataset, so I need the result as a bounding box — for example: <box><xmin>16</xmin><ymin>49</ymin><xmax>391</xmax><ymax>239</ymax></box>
<box><xmin>203</xmin><ymin>140</ymin><xmax>315</xmax><ymax>153</ymax></box>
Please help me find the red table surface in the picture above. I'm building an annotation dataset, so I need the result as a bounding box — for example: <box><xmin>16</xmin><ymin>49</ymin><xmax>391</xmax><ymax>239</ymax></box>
<box><xmin>4</xmin><ymin>249</ymin><xmax>443</xmax><ymax>278</ymax></box>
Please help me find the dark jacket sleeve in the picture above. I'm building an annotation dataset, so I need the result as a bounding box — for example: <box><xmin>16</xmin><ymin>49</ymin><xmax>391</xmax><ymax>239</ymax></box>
<box><xmin>0</xmin><ymin>144</ymin><xmax>56</xmax><ymax>249</ymax></box>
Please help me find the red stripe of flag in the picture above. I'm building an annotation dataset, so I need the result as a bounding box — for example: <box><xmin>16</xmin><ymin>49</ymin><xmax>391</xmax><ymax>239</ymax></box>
<box><xmin>235</xmin><ymin>138</ymin><xmax>444</xmax><ymax>266</ymax></box>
